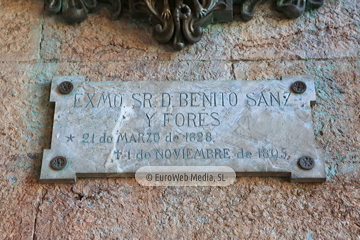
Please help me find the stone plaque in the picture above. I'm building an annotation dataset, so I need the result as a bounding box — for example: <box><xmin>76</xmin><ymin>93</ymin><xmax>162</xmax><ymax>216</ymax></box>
<box><xmin>40</xmin><ymin>76</ymin><xmax>326</xmax><ymax>183</ymax></box>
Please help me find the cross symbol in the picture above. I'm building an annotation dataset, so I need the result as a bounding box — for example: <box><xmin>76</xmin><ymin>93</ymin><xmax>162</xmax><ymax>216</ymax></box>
<box><xmin>114</xmin><ymin>150</ymin><xmax>121</xmax><ymax>160</ymax></box>
<box><xmin>66</xmin><ymin>134</ymin><xmax>75</xmax><ymax>142</ymax></box>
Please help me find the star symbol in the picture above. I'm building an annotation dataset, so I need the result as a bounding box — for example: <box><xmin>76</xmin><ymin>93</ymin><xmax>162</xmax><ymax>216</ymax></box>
<box><xmin>66</xmin><ymin>134</ymin><xmax>75</xmax><ymax>142</ymax></box>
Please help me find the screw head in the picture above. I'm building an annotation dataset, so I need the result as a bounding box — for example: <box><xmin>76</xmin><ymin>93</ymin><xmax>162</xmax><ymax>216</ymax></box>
<box><xmin>50</xmin><ymin>156</ymin><xmax>67</xmax><ymax>170</ymax></box>
<box><xmin>291</xmin><ymin>81</ymin><xmax>307</xmax><ymax>94</ymax></box>
<box><xmin>58</xmin><ymin>81</ymin><xmax>74</xmax><ymax>94</ymax></box>
<box><xmin>298</xmin><ymin>156</ymin><xmax>315</xmax><ymax>170</ymax></box>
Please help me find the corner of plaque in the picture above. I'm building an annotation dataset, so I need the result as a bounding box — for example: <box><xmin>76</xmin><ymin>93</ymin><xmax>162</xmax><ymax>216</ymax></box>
<box><xmin>40</xmin><ymin>149</ymin><xmax>77</xmax><ymax>183</ymax></box>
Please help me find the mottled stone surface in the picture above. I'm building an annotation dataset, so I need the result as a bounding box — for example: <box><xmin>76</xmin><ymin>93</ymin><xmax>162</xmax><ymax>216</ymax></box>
<box><xmin>0</xmin><ymin>0</ymin><xmax>359</xmax><ymax>239</ymax></box>
<box><xmin>0</xmin><ymin>0</ymin><xmax>43</xmax><ymax>62</ymax></box>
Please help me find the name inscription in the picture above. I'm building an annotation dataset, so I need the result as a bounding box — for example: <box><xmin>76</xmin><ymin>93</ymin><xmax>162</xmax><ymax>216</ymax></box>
<box><xmin>73</xmin><ymin>91</ymin><xmax>292</xmax><ymax>108</ymax></box>
<box><xmin>72</xmin><ymin>90</ymin><xmax>293</xmax><ymax>129</ymax></box>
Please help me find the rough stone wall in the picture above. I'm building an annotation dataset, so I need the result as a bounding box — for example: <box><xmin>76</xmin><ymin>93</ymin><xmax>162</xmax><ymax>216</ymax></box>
<box><xmin>0</xmin><ymin>0</ymin><xmax>359</xmax><ymax>239</ymax></box>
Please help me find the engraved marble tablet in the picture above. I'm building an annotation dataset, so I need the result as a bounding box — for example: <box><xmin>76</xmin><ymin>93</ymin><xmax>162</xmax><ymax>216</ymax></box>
<box><xmin>40</xmin><ymin>76</ymin><xmax>326</xmax><ymax>183</ymax></box>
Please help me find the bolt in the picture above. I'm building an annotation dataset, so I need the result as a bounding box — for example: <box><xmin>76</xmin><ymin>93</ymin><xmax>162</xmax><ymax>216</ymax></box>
<box><xmin>291</xmin><ymin>81</ymin><xmax>307</xmax><ymax>94</ymax></box>
<box><xmin>298</xmin><ymin>156</ymin><xmax>315</xmax><ymax>170</ymax></box>
<box><xmin>58</xmin><ymin>81</ymin><xmax>74</xmax><ymax>94</ymax></box>
<box><xmin>50</xmin><ymin>156</ymin><xmax>67</xmax><ymax>170</ymax></box>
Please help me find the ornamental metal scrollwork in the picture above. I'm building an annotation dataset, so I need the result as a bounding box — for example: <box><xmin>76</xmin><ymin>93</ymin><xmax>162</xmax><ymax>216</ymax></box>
<box><xmin>46</xmin><ymin>0</ymin><xmax>122</xmax><ymax>24</ymax></box>
<box><xmin>133</xmin><ymin>0</ymin><xmax>227</xmax><ymax>50</ymax></box>
<box><xmin>45</xmin><ymin>0</ymin><xmax>324</xmax><ymax>50</ymax></box>
<box><xmin>241</xmin><ymin>0</ymin><xmax>324</xmax><ymax>21</ymax></box>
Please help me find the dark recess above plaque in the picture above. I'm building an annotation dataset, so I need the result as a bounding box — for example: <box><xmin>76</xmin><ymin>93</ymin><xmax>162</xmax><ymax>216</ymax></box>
<box><xmin>46</xmin><ymin>0</ymin><xmax>324</xmax><ymax>50</ymax></box>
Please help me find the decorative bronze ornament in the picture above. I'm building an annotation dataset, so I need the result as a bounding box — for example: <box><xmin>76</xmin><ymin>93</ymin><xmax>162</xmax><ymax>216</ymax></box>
<box><xmin>291</xmin><ymin>81</ymin><xmax>307</xmax><ymax>94</ymax></box>
<box><xmin>46</xmin><ymin>0</ymin><xmax>122</xmax><ymax>24</ymax></box>
<box><xmin>298</xmin><ymin>156</ymin><xmax>315</xmax><ymax>170</ymax></box>
<box><xmin>50</xmin><ymin>156</ymin><xmax>67</xmax><ymax>170</ymax></box>
<box><xmin>46</xmin><ymin>0</ymin><xmax>324</xmax><ymax>50</ymax></box>
<box><xmin>58</xmin><ymin>81</ymin><xmax>74</xmax><ymax>94</ymax></box>
<box><xmin>241</xmin><ymin>0</ymin><xmax>324</xmax><ymax>21</ymax></box>
<box><xmin>133</xmin><ymin>0</ymin><xmax>227</xmax><ymax>50</ymax></box>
